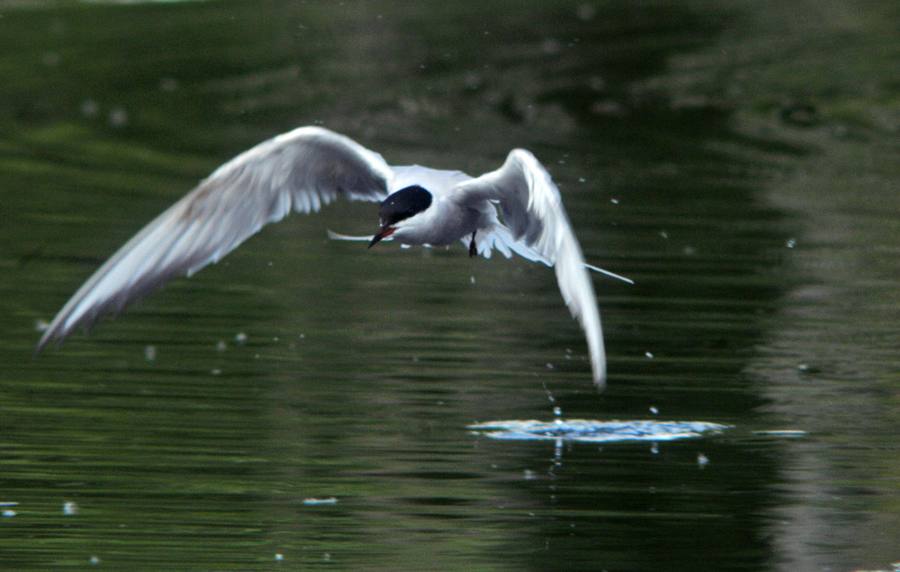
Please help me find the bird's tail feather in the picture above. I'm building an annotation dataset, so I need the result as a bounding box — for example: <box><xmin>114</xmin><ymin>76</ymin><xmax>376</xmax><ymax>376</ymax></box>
<box><xmin>584</xmin><ymin>263</ymin><xmax>634</xmax><ymax>285</ymax></box>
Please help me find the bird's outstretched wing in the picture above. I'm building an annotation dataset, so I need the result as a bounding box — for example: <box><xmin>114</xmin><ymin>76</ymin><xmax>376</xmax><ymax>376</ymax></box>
<box><xmin>37</xmin><ymin>126</ymin><xmax>392</xmax><ymax>352</ymax></box>
<box><xmin>453</xmin><ymin>149</ymin><xmax>607</xmax><ymax>388</ymax></box>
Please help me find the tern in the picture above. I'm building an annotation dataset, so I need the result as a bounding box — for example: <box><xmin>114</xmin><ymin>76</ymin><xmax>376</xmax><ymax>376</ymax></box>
<box><xmin>36</xmin><ymin>127</ymin><xmax>631</xmax><ymax>387</ymax></box>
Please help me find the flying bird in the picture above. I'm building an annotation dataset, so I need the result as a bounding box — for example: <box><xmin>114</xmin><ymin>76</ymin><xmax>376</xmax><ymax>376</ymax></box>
<box><xmin>36</xmin><ymin>127</ymin><xmax>631</xmax><ymax>387</ymax></box>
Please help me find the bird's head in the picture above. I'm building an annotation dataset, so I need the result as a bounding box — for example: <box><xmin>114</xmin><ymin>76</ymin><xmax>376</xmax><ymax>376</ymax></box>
<box><xmin>368</xmin><ymin>185</ymin><xmax>433</xmax><ymax>248</ymax></box>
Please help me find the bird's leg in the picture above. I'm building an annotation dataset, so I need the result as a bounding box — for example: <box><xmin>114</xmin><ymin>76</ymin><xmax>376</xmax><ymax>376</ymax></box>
<box><xmin>468</xmin><ymin>230</ymin><xmax>477</xmax><ymax>258</ymax></box>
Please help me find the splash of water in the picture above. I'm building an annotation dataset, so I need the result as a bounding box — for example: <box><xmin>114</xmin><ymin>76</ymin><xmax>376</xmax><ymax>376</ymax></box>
<box><xmin>468</xmin><ymin>419</ymin><xmax>730</xmax><ymax>443</ymax></box>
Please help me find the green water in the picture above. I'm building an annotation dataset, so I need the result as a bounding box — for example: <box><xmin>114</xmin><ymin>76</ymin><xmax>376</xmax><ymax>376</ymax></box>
<box><xmin>2</xmin><ymin>1</ymin><xmax>898</xmax><ymax>570</ymax></box>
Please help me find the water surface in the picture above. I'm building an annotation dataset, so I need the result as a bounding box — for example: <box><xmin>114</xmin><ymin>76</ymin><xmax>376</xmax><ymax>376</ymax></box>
<box><xmin>1</xmin><ymin>1</ymin><xmax>898</xmax><ymax>570</ymax></box>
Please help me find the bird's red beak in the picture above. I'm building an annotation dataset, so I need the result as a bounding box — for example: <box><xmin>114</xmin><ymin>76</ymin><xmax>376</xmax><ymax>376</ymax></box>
<box><xmin>368</xmin><ymin>226</ymin><xmax>395</xmax><ymax>249</ymax></box>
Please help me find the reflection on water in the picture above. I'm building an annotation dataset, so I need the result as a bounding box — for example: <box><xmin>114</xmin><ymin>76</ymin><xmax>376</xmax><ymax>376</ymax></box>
<box><xmin>1</xmin><ymin>0</ymin><xmax>898</xmax><ymax>570</ymax></box>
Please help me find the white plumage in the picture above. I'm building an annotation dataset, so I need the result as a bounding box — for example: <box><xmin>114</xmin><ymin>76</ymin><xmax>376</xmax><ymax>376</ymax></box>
<box><xmin>37</xmin><ymin>126</ymin><xmax>628</xmax><ymax>388</ymax></box>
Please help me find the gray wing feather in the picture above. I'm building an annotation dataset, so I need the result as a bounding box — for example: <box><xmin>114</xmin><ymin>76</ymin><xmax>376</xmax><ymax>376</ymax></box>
<box><xmin>455</xmin><ymin>150</ymin><xmax>607</xmax><ymax>388</ymax></box>
<box><xmin>37</xmin><ymin>126</ymin><xmax>391</xmax><ymax>351</ymax></box>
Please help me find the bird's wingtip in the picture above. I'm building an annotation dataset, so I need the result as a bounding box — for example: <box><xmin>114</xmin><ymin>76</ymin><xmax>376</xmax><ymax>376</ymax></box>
<box><xmin>33</xmin><ymin>332</ymin><xmax>53</xmax><ymax>357</ymax></box>
<box><xmin>34</xmin><ymin>321</ymin><xmax>71</xmax><ymax>357</ymax></box>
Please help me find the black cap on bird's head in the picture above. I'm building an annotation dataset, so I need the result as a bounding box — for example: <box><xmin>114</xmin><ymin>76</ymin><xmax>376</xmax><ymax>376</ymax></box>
<box><xmin>368</xmin><ymin>185</ymin><xmax>433</xmax><ymax>248</ymax></box>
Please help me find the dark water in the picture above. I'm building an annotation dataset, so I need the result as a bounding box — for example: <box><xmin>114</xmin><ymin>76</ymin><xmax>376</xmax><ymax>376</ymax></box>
<box><xmin>2</xmin><ymin>1</ymin><xmax>899</xmax><ymax>570</ymax></box>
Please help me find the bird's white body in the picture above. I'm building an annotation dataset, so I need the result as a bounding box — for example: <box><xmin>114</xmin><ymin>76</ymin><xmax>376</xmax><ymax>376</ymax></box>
<box><xmin>37</xmin><ymin>126</ymin><xmax>628</xmax><ymax>387</ymax></box>
<box><xmin>388</xmin><ymin>166</ymin><xmax>483</xmax><ymax>246</ymax></box>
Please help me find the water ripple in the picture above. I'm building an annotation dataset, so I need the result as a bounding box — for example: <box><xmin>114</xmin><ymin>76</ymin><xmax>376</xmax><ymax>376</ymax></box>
<box><xmin>468</xmin><ymin>419</ymin><xmax>731</xmax><ymax>443</ymax></box>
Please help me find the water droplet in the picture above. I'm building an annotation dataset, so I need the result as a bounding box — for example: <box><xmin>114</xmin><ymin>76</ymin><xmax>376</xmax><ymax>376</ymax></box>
<box><xmin>144</xmin><ymin>345</ymin><xmax>157</xmax><ymax>362</ymax></box>
<box><xmin>216</xmin><ymin>340</ymin><xmax>227</xmax><ymax>352</ymax></box>
<box><xmin>80</xmin><ymin>99</ymin><xmax>99</xmax><ymax>118</ymax></box>
<box><xmin>644</xmin><ymin>351</ymin><xmax>654</xmax><ymax>359</ymax></box>
<box><xmin>697</xmin><ymin>453</ymin><xmax>710</xmax><ymax>468</ymax></box>
<box><xmin>63</xmin><ymin>501</ymin><xmax>79</xmax><ymax>516</ymax></box>
<box><xmin>610</xmin><ymin>198</ymin><xmax>619</xmax><ymax>204</ymax></box>
<box><xmin>89</xmin><ymin>556</ymin><xmax>101</xmax><ymax>566</ymax></box>
<box><xmin>2</xmin><ymin>509</ymin><xmax>16</xmax><ymax>518</ymax></box>
<box><xmin>786</xmin><ymin>238</ymin><xmax>797</xmax><ymax>248</ymax></box>
<box><xmin>42</xmin><ymin>51</ymin><xmax>60</xmax><ymax>67</ymax></box>
<box><xmin>542</xmin><ymin>382</ymin><xmax>556</xmax><ymax>405</ymax></box>
<box><xmin>235</xmin><ymin>332</ymin><xmax>248</xmax><ymax>345</ymax></box>
<box><xmin>463</xmin><ymin>72</ymin><xmax>482</xmax><ymax>90</ymax></box>
<box><xmin>274</xmin><ymin>553</ymin><xmax>284</xmax><ymax>562</ymax></box>
<box><xmin>108</xmin><ymin>106</ymin><xmax>129</xmax><ymax>128</ymax></box>
<box><xmin>576</xmin><ymin>3</ymin><xmax>596</xmax><ymax>21</ymax></box>
<box><xmin>303</xmin><ymin>497</ymin><xmax>338</xmax><ymax>506</ymax></box>
<box><xmin>588</xmin><ymin>75</ymin><xmax>606</xmax><ymax>92</ymax></box>
<box><xmin>649</xmin><ymin>406</ymin><xmax>659</xmax><ymax>415</ymax></box>
<box><xmin>650</xmin><ymin>443</ymin><xmax>659</xmax><ymax>455</ymax></box>
<box><xmin>659</xmin><ymin>230</ymin><xmax>669</xmax><ymax>239</ymax></box>
<box><xmin>470</xmin><ymin>275</ymin><xmax>476</xmax><ymax>284</ymax></box>
<box><xmin>552</xmin><ymin>406</ymin><xmax>562</xmax><ymax>417</ymax></box>
<box><xmin>34</xmin><ymin>319</ymin><xmax>49</xmax><ymax>332</ymax></box>
<box><xmin>159</xmin><ymin>77</ymin><xmax>179</xmax><ymax>92</ymax></box>
<box><xmin>541</xmin><ymin>38</ymin><xmax>562</xmax><ymax>55</ymax></box>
